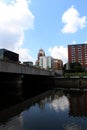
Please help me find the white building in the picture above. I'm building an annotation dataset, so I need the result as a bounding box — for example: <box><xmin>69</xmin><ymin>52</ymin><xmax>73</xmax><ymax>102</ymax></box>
<box><xmin>66</xmin><ymin>62</ymin><xmax>70</xmax><ymax>70</ymax></box>
<box><xmin>39</xmin><ymin>56</ymin><xmax>54</xmax><ymax>70</ymax></box>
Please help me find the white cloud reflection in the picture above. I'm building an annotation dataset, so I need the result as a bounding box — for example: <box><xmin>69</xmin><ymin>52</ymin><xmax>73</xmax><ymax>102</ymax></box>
<box><xmin>51</xmin><ymin>96</ymin><xmax>69</xmax><ymax>112</ymax></box>
<box><xmin>65</xmin><ymin>123</ymin><xmax>82</xmax><ymax>130</ymax></box>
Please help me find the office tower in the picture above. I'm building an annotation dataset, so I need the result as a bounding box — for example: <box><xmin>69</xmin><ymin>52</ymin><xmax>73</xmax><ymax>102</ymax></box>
<box><xmin>53</xmin><ymin>59</ymin><xmax>63</xmax><ymax>70</ymax></box>
<box><xmin>35</xmin><ymin>49</ymin><xmax>45</xmax><ymax>66</ymax></box>
<box><xmin>38</xmin><ymin>49</ymin><xmax>45</xmax><ymax>60</ymax></box>
<box><xmin>68</xmin><ymin>44</ymin><xmax>87</xmax><ymax>68</ymax></box>
<box><xmin>39</xmin><ymin>56</ymin><xmax>54</xmax><ymax>70</ymax></box>
<box><xmin>0</xmin><ymin>48</ymin><xmax>19</xmax><ymax>63</ymax></box>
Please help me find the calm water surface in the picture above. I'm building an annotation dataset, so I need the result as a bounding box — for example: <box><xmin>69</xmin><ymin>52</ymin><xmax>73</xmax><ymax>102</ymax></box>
<box><xmin>0</xmin><ymin>89</ymin><xmax>87</xmax><ymax>130</ymax></box>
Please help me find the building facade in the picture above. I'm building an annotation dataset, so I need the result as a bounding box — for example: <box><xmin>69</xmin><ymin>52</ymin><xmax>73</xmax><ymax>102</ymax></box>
<box><xmin>37</xmin><ymin>49</ymin><xmax>45</xmax><ymax>60</ymax></box>
<box><xmin>53</xmin><ymin>59</ymin><xmax>63</xmax><ymax>70</ymax></box>
<box><xmin>39</xmin><ymin>56</ymin><xmax>54</xmax><ymax>70</ymax></box>
<box><xmin>0</xmin><ymin>48</ymin><xmax>19</xmax><ymax>63</ymax></box>
<box><xmin>68</xmin><ymin>44</ymin><xmax>87</xmax><ymax>68</ymax></box>
<box><xmin>35</xmin><ymin>49</ymin><xmax>45</xmax><ymax>66</ymax></box>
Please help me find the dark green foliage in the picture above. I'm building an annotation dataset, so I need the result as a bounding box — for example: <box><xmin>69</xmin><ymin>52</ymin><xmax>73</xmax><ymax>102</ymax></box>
<box><xmin>63</xmin><ymin>62</ymin><xmax>84</xmax><ymax>73</ymax></box>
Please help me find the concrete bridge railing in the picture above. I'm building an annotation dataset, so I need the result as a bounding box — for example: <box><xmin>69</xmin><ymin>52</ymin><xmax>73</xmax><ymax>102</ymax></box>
<box><xmin>0</xmin><ymin>60</ymin><xmax>54</xmax><ymax>76</ymax></box>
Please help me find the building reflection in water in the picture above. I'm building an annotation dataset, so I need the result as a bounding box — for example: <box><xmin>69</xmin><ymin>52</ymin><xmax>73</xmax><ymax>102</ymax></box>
<box><xmin>68</xmin><ymin>91</ymin><xmax>87</xmax><ymax>117</ymax></box>
<box><xmin>0</xmin><ymin>89</ymin><xmax>87</xmax><ymax>130</ymax></box>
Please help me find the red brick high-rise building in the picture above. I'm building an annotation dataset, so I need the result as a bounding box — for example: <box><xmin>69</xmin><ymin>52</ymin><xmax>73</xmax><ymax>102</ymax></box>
<box><xmin>68</xmin><ymin>44</ymin><xmax>87</xmax><ymax>68</ymax></box>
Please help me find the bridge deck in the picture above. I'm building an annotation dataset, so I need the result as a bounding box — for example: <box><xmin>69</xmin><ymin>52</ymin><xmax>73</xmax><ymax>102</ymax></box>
<box><xmin>0</xmin><ymin>60</ymin><xmax>54</xmax><ymax>76</ymax></box>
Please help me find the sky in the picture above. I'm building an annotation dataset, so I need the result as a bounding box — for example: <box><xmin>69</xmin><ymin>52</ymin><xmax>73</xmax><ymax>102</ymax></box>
<box><xmin>0</xmin><ymin>0</ymin><xmax>87</xmax><ymax>64</ymax></box>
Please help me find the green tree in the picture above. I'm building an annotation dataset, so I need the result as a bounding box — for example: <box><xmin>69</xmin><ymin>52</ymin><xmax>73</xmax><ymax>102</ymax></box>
<box><xmin>63</xmin><ymin>62</ymin><xmax>84</xmax><ymax>73</ymax></box>
<box><xmin>69</xmin><ymin>62</ymin><xmax>84</xmax><ymax>72</ymax></box>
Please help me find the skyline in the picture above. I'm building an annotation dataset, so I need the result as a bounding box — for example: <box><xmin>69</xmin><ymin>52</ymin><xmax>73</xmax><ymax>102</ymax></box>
<box><xmin>0</xmin><ymin>0</ymin><xmax>87</xmax><ymax>64</ymax></box>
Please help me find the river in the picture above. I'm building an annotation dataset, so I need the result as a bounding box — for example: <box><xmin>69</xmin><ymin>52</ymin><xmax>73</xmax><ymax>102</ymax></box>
<box><xmin>0</xmin><ymin>88</ymin><xmax>87</xmax><ymax>130</ymax></box>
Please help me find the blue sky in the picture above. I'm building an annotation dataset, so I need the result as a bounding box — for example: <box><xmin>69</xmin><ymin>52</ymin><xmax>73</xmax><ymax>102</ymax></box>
<box><xmin>0</xmin><ymin>0</ymin><xmax>87</xmax><ymax>64</ymax></box>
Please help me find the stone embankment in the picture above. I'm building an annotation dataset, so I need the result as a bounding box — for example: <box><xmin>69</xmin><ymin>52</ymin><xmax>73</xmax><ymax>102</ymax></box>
<box><xmin>54</xmin><ymin>76</ymin><xmax>87</xmax><ymax>89</ymax></box>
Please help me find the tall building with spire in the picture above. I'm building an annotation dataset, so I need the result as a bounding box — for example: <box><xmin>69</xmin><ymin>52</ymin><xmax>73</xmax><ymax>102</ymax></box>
<box><xmin>37</xmin><ymin>49</ymin><xmax>45</xmax><ymax>60</ymax></box>
<box><xmin>35</xmin><ymin>49</ymin><xmax>45</xmax><ymax>66</ymax></box>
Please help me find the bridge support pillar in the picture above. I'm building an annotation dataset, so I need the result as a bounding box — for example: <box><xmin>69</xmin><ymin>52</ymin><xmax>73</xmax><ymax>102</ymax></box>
<box><xmin>0</xmin><ymin>73</ymin><xmax>23</xmax><ymax>98</ymax></box>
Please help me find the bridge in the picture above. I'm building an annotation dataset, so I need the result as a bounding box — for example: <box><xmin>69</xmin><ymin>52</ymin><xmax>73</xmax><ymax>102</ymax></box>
<box><xmin>1</xmin><ymin>59</ymin><xmax>87</xmax><ymax>99</ymax></box>
<box><xmin>0</xmin><ymin>60</ymin><xmax>55</xmax><ymax>97</ymax></box>
<box><xmin>0</xmin><ymin>60</ymin><xmax>54</xmax><ymax>76</ymax></box>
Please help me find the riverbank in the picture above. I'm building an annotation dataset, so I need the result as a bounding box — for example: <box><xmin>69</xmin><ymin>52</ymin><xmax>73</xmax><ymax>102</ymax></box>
<box><xmin>54</xmin><ymin>76</ymin><xmax>87</xmax><ymax>89</ymax></box>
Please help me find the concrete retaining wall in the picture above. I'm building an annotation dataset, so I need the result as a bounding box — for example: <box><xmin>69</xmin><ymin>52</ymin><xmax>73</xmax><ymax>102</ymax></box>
<box><xmin>54</xmin><ymin>77</ymin><xmax>87</xmax><ymax>89</ymax></box>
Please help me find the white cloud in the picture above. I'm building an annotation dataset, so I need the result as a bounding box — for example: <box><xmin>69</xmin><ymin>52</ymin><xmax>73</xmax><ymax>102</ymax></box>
<box><xmin>51</xmin><ymin>96</ymin><xmax>69</xmax><ymax>112</ymax></box>
<box><xmin>69</xmin><ymin>41</ymin><xmax>87</xmax><ymax>45</ymax></box>
<box><xmin>16</xmin><ymin>48</ymin><xmax>33</xmax><ymax>63</ymax></box>
<box><xmin>72</xmin><ymin>41</ymin><xmax>76</xmax><ymax>44</ymax></box>
<box><xmin>65</xmin><ymin>123</ymin><xmax>81</xmax><ymax>130</ymax></box>
<box><xmin>0</xmin><ymin>0</ymin><xmax>34</xmax><ymax>62</ymax></box>
<box><xmin>48</xmin><ymin>45</ymin><xmax>68</xmax><ymax>64</ymax></box>
<box><xmin>62</xmin><ymin>6</ymin><xmax>87</xmax><ymax>33</ymax></box>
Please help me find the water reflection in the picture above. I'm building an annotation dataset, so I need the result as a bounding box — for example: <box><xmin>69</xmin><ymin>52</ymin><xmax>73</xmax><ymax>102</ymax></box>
<box><xmin>51</xmin><ymin>95</ymin><xmax>69</xmax><ymax>112</ymax></box>
<box><xmin>0</xmin><ymin>89</ymin><xmax>87</xmax><ymax>130</ymax></box>
<box><xmin>68</xmin><ymin>92</ymin><xmax>87</xmax><ymax>117</ymax></box>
